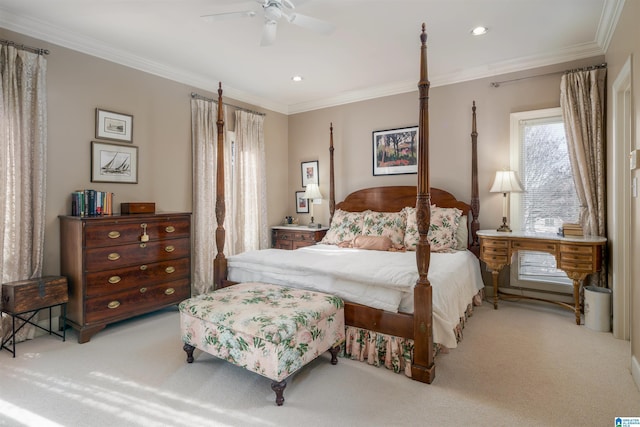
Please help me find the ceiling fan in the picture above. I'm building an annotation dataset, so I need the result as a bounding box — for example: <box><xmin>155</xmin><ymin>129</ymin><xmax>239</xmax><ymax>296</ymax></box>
<box><xmin>201</xmin><ymin>0</ymin><xmax>335</xmax><ymax>47</ymax></box>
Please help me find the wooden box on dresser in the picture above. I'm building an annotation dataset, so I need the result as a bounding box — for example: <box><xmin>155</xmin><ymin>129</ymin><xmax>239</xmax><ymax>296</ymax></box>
<box><xmin>59</xmin><ymin>213</ymin><xmax>191</xmax><ymax>343</ymax></box>
<box><xmin>271</xmin><ymin>225</ymin><xmax>328</xmax><ymax>250</ymax></box>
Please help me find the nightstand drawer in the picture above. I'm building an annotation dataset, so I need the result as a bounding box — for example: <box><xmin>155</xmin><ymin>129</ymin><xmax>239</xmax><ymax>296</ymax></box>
<box><xmin>271</xmin><ymin>227</ymin><xmax>327</xmax><ymax>250</ymax></box>
<box><xmin>560</xmin><ymin>244</ymin><xmax>595</xmax><ymax>255</ymax></box>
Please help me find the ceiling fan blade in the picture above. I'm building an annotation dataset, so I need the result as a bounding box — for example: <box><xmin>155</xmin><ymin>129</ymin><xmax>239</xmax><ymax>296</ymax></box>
<box><xmin>260</xmin><ymin>21</ymin><xmax>278</xmax><ymax>46</ymax></box>
<box><xmin>201</xmin><ymin>10</ymin><xmax>257</xmax><ymax>22</ymax></box>
<box><xmin>287</xmin><ymin>13</ymin><xmax>335</xmax><ymax>34</ymax></box>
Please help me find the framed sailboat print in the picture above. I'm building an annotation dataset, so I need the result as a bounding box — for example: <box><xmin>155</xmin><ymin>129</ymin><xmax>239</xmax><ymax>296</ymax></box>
<box><xmin>91</xmin><ymin>141</ymin><xmax>138</xmax><ymax>183</ymax></box>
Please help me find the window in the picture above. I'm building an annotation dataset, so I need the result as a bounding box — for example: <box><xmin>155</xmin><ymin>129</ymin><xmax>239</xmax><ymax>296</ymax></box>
<box><xmin>509</xmin><ymin>108</ymin><xmax>581</xmax><ymax>292</ymax></box>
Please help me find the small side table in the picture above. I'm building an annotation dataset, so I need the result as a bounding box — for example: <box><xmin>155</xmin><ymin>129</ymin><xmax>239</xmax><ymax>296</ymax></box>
<box><xmin>1</xmin><ymin>276</ymin><xmax>69</xmax><ymax>357</ymax></box>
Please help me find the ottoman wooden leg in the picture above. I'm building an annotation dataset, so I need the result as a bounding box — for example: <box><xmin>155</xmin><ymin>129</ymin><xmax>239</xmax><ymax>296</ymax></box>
<box><xmin>271</xmin><ymin>380</ymin><xmax>287</xmax><ymax>406</ymax></box>
<box><xmin>329</xmin><ymin>345</ymin><xmax>340</xmax><ymax>365</ymax></box>
<box><xmin>183</xmin><ymin>343</ymin><xmax>195</xmax><ymax>363</ymax></box>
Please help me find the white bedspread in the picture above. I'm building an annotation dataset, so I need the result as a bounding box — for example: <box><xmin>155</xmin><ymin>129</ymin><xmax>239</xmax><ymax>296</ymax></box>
<box><xmin>227</xmin><ymin>244</ymin><xmax>484</xmax><ymax>348</ymax></box>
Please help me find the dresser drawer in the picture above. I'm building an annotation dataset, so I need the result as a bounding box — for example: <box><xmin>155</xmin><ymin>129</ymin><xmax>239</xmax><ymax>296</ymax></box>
<box><xmin>84</xmin><ymin>278</ymin><xmax>190</xmax><ymax>324</ymax></box>
<box><xmin>85</xmin><ymin>238</ymin><xmax>190</xmax><ymax>272</ymax></box>
<box><xmin>84</xmin><ymin>217</ymin><xmax>190</xmax><ymax>247</ymax></box>
<box><xmin>85</xmin><ymin>257</ymin><xmax>189</xmax><ymax>297</ymax></box>
<box><xmin>481</xmin><ymin>239</ymin><xmax>508</xmax><ymax>249</ymax></box>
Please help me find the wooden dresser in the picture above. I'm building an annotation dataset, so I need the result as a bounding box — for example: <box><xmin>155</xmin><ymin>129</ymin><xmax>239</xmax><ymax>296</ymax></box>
<box><xmin>271</xmin><ymin>225</ymin><xmax>328</xmax><ymax>250</ymax></box>
<box><xmin>59</xmin><ymin>213</ymin><xmax>191</xmax><ymax>343</ymax></box>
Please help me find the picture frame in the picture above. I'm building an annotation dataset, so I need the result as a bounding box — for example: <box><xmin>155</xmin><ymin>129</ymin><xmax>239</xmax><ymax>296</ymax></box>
<box><xmin>295</xmin><ymin>191</ymin><xmax>309</xmax><ymax>214</ymax></box>
<box><xmin>301</xmin><ymin>160</ymin><xmax>319</xmax><ymax>187</ymax></box>
<box><xmin>96</xmin><ymin>108</ymin><xmax>133</xmax><ymax>142</ymax></box>
<box><xmin>91</xmin><ymin>141</ymin><xmax>138</xmax><ymax>184</ymax></box>
<box><xmin>372</xmin><ymin>126</ymin><xmax>419</xmax><ymax>176</ymax></box>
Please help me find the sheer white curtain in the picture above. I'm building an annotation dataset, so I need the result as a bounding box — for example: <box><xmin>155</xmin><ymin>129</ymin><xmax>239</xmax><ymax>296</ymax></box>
<box><xmin>0</xmin><ymin>45</ymin><xmax>48</xmax><ymax>341</ymax></box>
<box><xmin>231</xmin><ymin>110</ymin><xmax>268</xmax><ymax>253</ymax></box>
<box><xmin>191</xmin><ymin>98</ymin><xmax>230</xmax><ymax>295</ymax></box>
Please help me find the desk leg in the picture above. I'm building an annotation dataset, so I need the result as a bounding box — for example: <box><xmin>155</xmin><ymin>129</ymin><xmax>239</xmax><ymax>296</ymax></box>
<box><xmin>491</xmin><ymin>269</ymin><xmax>500</xmax><ymax>310</ymax></box>
<box><xmin>565</xmin><ymin>272</ymin><xmax>588</xmax><ymax>325</ymax></box>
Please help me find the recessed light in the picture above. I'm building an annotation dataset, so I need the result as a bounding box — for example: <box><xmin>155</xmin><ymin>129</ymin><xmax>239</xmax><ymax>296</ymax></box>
<box><xmin>291</xmin><ymin>75</ymin><xmax>303</xmax><ymax>82</ymax></box>
<box><xmin>471</xmin><ymin>26</ymin><xmax>488</xmax><ymax>36</ymax></box>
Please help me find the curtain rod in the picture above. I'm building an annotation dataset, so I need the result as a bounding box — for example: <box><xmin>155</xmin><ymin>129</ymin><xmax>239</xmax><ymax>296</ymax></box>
<box><xmin>190</xmin><ymin>92</ymin><xmax>266</xmax><ymax>117</ymax></box>
<box><xmin>490</xmin><ymin>63</ymin><xmax>607</xmax><ymax>88</ymax></box>
<box><xmin>0</xmin><ymin>38</ymin><xmax>50</xmax><ymax>55</ymax></box>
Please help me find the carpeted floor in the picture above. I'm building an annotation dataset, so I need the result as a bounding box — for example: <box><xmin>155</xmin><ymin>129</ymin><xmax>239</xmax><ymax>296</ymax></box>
<box><xmin>0</xmin><ymin>299</ymin><xmax>638</xmax><ymax>426</ymax></box>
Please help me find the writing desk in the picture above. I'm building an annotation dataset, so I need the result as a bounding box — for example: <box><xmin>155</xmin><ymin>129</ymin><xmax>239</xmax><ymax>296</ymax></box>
<box><xmin>477</xmin><ymin>230</ymin><xmax>606</xmax><ymax>325</ymax></box>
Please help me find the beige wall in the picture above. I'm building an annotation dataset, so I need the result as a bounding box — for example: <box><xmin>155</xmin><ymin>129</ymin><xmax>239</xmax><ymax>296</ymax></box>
<box><xmin>288</xmin><ymin>57</ymin><xmax>603</xmax><ymax>231</ymax></box>
<box><xmin>605</xmin><ymin>0</ymin><xmax>640</xmax><ymax>382</ymax></box>
<box><xmin>0</xmin><ymin>28</ymin><xmax>289</xmax><ymax>277</ymax></box>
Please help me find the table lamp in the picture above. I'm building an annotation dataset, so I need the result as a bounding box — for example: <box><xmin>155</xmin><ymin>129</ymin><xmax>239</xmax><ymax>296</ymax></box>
<box><xmin>303</xmin><ymin>183</ymin><xmax>323</xmax><ymax>228</ymax></box>
<box><xmin>490</xmin><ymin>170</ymin><xmax>524</xmax><ymax>232</ymax></box>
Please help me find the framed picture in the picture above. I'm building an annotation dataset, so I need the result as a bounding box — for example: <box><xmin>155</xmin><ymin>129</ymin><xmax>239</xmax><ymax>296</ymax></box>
<box><xmin>91</xmin><ymin>141</ymin><xmax>138</xmax><ymax>184</ymax></box>
<box><xmin>96</xmin><ymin>108</ymin><xmax>133</xmax><ymax>142</ymax></box>
<box><xmin>301</xmin><ymin>160</ymin><xmax>319</xmax><ymax>187</ymax></box>
<box><xmin>295</xmin><ymin>191</ymin><xmax>309</xmax><ymax>213</ymax></box>
<box><xmin>372</xmin><ymin>126</ymin><xmax>419</xmax><ymax>176</ymax></box>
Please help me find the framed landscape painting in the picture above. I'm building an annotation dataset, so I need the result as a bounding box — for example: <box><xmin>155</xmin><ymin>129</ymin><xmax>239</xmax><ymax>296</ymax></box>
<box><xmin>372</xmin><ymin>126</ymin><xmax>418</xmax><ymax>176</ymax></box>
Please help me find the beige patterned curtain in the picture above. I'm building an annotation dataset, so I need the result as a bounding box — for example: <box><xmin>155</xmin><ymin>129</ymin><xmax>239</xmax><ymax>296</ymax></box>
<box><xmin>231</xmin><ymin>110</ymin><xmax>268</xmax><ymax>253</ymax></box>
<box><xmin>190</xmin><ymin>98</ymin><xmax>230</xmax><ymax>295</ymax></box>
<box><xmin>560</xmin><ymin>66</ymin><xmax>607</xmax><ymax>286</ymax></box>
<box><xmin>0</xmin><ymin>44</ymin><xmax>48</xmax><ymax>341</ymax></box>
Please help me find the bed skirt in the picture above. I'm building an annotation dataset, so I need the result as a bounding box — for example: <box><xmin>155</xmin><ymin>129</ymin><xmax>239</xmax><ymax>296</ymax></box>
<box><xmin>343</xmin><ymin>289</ymin><xmax>484</xmax><ymax>377</ymax></box>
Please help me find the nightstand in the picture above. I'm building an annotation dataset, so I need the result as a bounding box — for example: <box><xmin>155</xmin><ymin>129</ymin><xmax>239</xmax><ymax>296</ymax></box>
<box><xmin>271</xmin><ymin>226</ymin><xmax>328</xmax><ymax>250</ymax></box>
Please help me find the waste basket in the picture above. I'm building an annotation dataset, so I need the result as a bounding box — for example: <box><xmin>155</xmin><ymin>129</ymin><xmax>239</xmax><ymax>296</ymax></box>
<box><xmin>584</xmin><ymin>286</ymin><xmax>612</xmax><ymax>332</ymax></box>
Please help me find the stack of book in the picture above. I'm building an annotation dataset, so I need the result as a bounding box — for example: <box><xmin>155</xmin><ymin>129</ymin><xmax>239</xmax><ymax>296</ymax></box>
<box><xmin>562</xmin><ymin>222</ymin><xmax>583</xmax><ymax>237</ymax></box>
<box><xmin>71</xmin><ymin>190</ymin><xmax>114</xmax><ymax>216</ymax></box>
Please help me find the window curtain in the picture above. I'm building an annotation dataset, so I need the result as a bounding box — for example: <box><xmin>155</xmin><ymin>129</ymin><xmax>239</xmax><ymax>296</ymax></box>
<box><xmin>0</xmin><ymin>45</ymin><xmax>48</xmax><ymax>342</ymax></box>
<box><xmin>231</xmin><ymin>110</ymin><xmax>268</xmax><ymax>253</ymax></box>
<box><xmin>190</xmin><ymin>98</ymin><xmax>230</xmax><ymax>295</ymax></box>
<box><xmin>560</xmin><ymin>67</ymin><xmax>607</xmax><ymax>286</ymax></box>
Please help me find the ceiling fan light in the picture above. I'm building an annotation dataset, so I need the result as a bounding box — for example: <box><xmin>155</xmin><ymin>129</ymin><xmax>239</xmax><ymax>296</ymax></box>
<box><xmin>291</xmin><ymin>75</ymin><xmax>303</xmax><ymax>82</ymax></box>
<box><xmin>264</xmin><ymin>5</ymin><xmax>282</xmax><ymax>21</ymax></box>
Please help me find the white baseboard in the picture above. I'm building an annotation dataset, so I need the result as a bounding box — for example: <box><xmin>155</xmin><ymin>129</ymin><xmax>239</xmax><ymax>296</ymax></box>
<box><xmin>632</xmin><ymin>354</ymin><xmax>640</xmax><ymax>392</ymax></box>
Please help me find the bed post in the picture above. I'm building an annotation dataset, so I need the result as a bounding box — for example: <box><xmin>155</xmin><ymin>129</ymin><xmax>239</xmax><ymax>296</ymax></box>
<box><xmin>329</xmin><ymin>123</ymin><xmax>335</xmax><ymax>222</ymax></box>
<box><xmin>470</xmin><ymin>101</ymin><xmax>480</xmax><ymax>257</ymax></box>
<box><xmin>213</xmin><ymin>82</ymin><xmax>227</xmax><ymax>289</ymax></box>
<box><xmin>412</xmin><ymin>23</ymin><xmax>435</xmax><ymax>384</ymax></box>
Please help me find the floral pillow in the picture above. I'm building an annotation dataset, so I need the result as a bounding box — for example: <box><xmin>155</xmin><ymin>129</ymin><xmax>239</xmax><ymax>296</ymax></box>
<box><xmin>403</xmin><ymin>206</ymin><xmax>462</xmax><ymax>252</ymax></box>
<box><xmin>362</xmin><ymin>211</ymin><xmax>406</xmax><ymax>248</ymax></box>
<box><xmin>321</xmin><ymin>209</ymin><xmax>365</xmax><ymax>244</ymax></box>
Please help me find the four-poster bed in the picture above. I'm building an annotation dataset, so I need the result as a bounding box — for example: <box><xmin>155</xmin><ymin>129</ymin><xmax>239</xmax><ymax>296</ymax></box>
<box><xmin>211</xmin><ymin>24</ymin><xmax>482</xmax><ymax>384</ymax></box>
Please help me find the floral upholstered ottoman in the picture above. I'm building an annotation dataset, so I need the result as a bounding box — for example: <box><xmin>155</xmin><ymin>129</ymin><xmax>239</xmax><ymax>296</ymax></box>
<box><xmin>179</xmin><ymin>282</ymin><xmax>345</xmax><ymax>406</ymax></box>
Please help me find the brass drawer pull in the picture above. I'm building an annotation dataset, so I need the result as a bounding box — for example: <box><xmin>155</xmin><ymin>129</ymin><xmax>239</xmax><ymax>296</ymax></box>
<box><xmin>108</xmin><ymin>276</ymin><xmax>121</xmax><ymax>284</ymax></box>
<box><xmin>165</xmin><ymin>245</ymin><xmax>175</xmax><ymax>253</ymax></box>
<box><xmin>107</xmin><ymin>253</ymin><xmax>120</xmax><ymax>261</ymax></box>
<box><xmin>140</xmin><ymin>265</ymin><xmax>148</xmax><ymax>270</ymax></box>
<box><xmin>165</xmin><ymin>226</ymin><xmax>175</xmax><ymax>233</ymax></box>
<box><xmin>165</xmin><ymin>288</ymin><xmax>175</xmax><ymax>295</ymax></box>
<box><xmin>165</xmin><ymin>266</ymin><xmax>176</xmax><ymax>274</ymax></box>
<box><xmin>140</xmin><ymin>243</ymin><xmax>147</xmax><ymax>248</ymax></box>
<box><xmin>107</xmin><ymin>301</ymin><xmax>120</xmax><ymax>309</ymax></box>
<box><xmin>140</xmin><ymin>287</ymin><xmax>147</xmax><ymax>293</ymax></box>
<box><xmin>108</xmin><ymin>231</ymin><xmax>121</xmax><ymax>239</ymax></box>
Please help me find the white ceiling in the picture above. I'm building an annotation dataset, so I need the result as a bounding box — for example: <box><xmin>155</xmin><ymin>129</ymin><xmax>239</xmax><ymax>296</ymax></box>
<box><xmin>0</xmin><ymin>0</ymin><xmax>622</xmax><ymax>114</ymax></box>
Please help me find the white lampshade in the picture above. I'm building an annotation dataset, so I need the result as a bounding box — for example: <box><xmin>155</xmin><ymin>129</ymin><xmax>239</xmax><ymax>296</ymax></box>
<box><xmin>490</xmin><ymin>170</ymin><xmax>524</xmax><ymax>193</ymax></box>
<box><xmin>303</xmin><ymin>183</ymin><xmax>323</xmax><ymax>200</ymax></box>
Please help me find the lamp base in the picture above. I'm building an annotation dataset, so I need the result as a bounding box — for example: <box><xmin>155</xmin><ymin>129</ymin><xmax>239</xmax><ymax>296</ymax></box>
<box><xmin>308</xmin><ymin>217</ymin><xmax>317</xmax><ymax>229</ymax></box>
<box><xmin>496</xmin><ymin>217</ymin><xmax>512</xmax><ymax>232</ymax></box>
